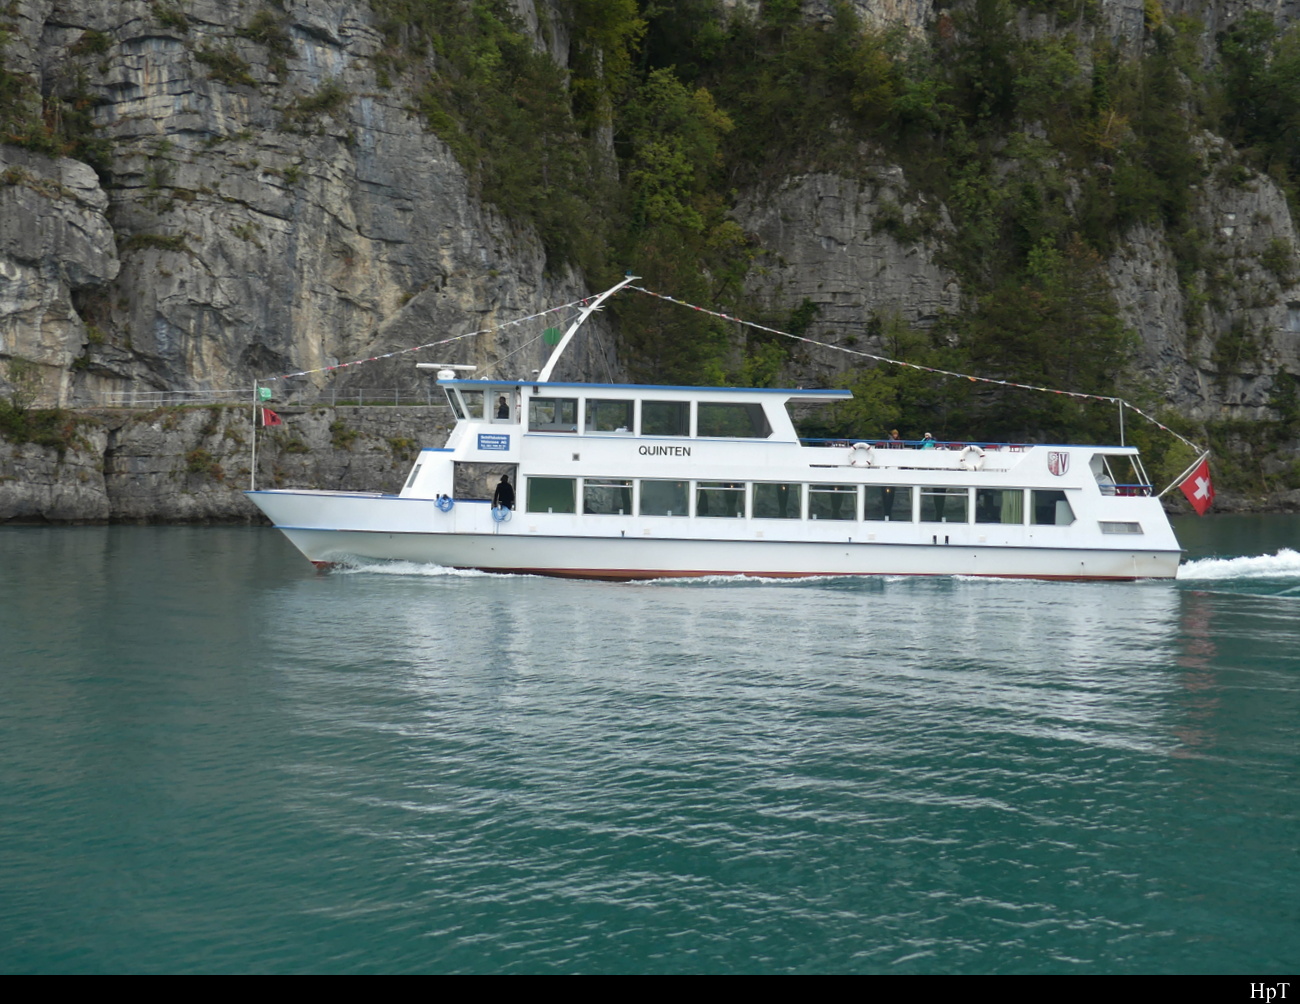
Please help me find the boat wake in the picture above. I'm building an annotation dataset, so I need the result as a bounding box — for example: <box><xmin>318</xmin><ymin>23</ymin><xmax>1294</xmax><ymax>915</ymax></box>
<box><xmin>630</xmin><ymin>573</ymin><xmax>864</xmax><ymax>588</ymax></box>
<box><xmin>1176</xmin><ymin>549</ymin><xmax>1300</xmax><ymax>599</ymax></box>
<box><xmin>1177</xmin><ymin>549</ymin><xmax>1300</xmax><ymax>580</ymax></box>
<box><xmin>332</xmin><ymin>559</ymin><xmax>503</xmax><ymax>578</ymax></box>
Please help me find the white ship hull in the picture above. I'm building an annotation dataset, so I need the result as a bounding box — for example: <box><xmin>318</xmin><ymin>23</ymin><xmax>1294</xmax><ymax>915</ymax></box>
<box><xmin>249</xmin><ymin>490</ymin><xmax>1181</xmax><ymax>581</ymax></box>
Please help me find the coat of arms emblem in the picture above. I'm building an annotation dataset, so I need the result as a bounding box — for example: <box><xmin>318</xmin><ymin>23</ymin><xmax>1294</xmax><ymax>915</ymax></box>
<box><xmin>1047</xmin><ymin>451</ymin><xmax>1069</xmax><ymax>476</ymax></box>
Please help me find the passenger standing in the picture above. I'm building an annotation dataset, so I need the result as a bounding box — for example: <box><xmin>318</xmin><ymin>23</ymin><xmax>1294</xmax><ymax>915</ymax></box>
<box><xmin>493</xmin><ymin>474</ymin><xmax>515</xmax><ymax>510</ymax></box>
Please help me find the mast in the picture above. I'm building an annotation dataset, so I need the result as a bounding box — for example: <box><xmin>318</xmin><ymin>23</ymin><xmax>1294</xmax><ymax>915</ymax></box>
<box><xmin>535</xmin><ymin>276</ymin><xmax>637</xmax><ymax>383</ymax></box>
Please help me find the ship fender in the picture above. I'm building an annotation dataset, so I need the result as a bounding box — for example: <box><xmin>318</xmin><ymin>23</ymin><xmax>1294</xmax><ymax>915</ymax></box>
<box><xmin>849</xmin><ymin>442</ymin><xmax>875</xmax><ymax>468</ymax></box>
<box><xmin>959</xmin><ymin>445</ymin><xmax>986</xmax><ymax>471</ymax></box>
<box><xmin>435</xmin><ymin>495</ymin><xmax>455</xmax><ymax>512</ymax></box>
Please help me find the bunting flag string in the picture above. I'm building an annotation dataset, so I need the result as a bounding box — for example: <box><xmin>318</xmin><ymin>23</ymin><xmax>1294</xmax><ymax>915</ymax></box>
<box><xmin>626</xmin><ymin>285</ymin><xmax>1205</xmax><ymax>456</ymax></box>
<box><xmin>251</xmin><ymin>278</ymin><xmax>1205</xmax><ymax>472</ymax></box>
<box><xmin>256</xmin><ymin>295</ymin><xmax>597</xmax><ymax>383</ymax></box>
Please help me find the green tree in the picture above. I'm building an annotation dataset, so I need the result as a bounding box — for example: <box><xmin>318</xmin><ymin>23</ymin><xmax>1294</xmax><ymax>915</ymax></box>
<box><xmin>616</xmin><ymin>68</ymin><xmax>745</xmax><ymax>382</ymax></box>
<box><xmin>960</xmin><ymin>235</ymin><xmax>1134</xmax><ymax>439</ymax></box>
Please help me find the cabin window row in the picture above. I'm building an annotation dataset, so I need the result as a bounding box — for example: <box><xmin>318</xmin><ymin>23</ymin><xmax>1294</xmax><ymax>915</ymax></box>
<box><xmin>525</xmin><ymin>479</ymin><xmax>1075</xmax><ymax>525</ymax></box>
<box><xmin>527</xmin><ymin>397</ymin><xmax>772</xmax><ymax>439</ymax></box>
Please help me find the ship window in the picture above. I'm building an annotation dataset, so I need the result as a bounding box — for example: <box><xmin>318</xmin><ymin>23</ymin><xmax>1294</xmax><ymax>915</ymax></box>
<box><xmin>529</xmin><ymin>397</ymin><xmax>578</xmax><ymax>432</ymax></box>
<box><xmin>696</xmin><ymin>481</ymin><xmax>745</xmax><ymax>518</ymax></box>
<box><xmin>864</xmin><ymin>485</ymin><xmax>912</xmax><ymax>521</ymax></box>
<box><xmin>445</xmin><ymin>388</ymin><xmax>466</xmax><ymax>419</ymax></box>
<box><xmin>920</xmin><ymin>487</ymin><xmax>969</xmax><ymax>523</ymax></box>
<box><xmin>583</xmin><ymin>478</ymin><xmax>632</xmax><ymax>515</ymax></box>
<box><xmin>809</xmin><ymin>484</ymin><xmax>857</xmax><ymax>521</ymax></box>
<box><xmin>697</xmin><ymin>402</ymin><xmax>772</xmax><ymax>439</ymax></box>
<box><xmin>639</xmin><ymin>479</ymin><xmax>688</xmax><ymax>517</ymax></box>
<box><xmin>1100</xmin><ymin>521</ymin><xmax>1143</xmax><ymax>534</ymax></box>
<box><xmin>975</xmin><ymin>488</ymin><xmax>1025</xmax><ymax>524</ymax></box>
<box><xmin>455</xmin><ymin>462</ymin><xmax>515</xmax><ymax>500</ymax></box>
<box><xmin>1031</xmin><ymin>490</ymin><xmax>1074</xmax><ymax>525</ymax></box>
<box><xmin>642</xmin><ymin>400</ymin><xmax>690</xmax><ymax>436</ymax></box>
<box><xmin>752</xmin><ymin>482</ymin><xmax>802</xmax><ymax>519</ymax></box>
<box><xmin>490</xmin><ymin>391</ymin><xmax>513</xmax><ymax>423</ymax></box>
<box><xmin>526</xmin><ymin>477</ymin><xmax>576</xmax><ymax>514</ymax></box>
<box><xmin>585</xmin><ymin>398</ymin><xmax>633</xmax><ymax>434</ymax></box>
<box><xmin>404</xmin><ymin>464</ymin><xmax>422</xmax><ymax>489</ymax></box>
<box><xmin>460</xmin><ymin>389</ymin><xmax>485</xmax><ymax>419</ymax></box>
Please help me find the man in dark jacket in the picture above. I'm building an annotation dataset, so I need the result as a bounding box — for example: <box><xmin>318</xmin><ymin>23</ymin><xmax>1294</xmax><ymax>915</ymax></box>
<box><xmin>492</xmin><ymin>474</ymin><xmax>516</xmax><ymax>510</ymax></box>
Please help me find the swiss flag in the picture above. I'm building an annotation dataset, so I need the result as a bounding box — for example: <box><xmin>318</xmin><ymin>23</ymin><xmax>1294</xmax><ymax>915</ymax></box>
<box><xmin>1179</xmin><ymin>457</ymin><xmax>1215</xmax><ymax>515</ymax></box>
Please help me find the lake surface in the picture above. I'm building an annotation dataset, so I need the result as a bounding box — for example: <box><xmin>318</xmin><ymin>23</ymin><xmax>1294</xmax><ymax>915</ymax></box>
<box><xmin>1</xmin><ymin>516</ymin><xmax>1297</xmax><ymax>973</ymax></box>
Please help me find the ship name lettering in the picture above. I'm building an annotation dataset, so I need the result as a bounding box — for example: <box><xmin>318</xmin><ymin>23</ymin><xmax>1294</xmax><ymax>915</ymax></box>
<box><xmin>638</xmin><ymin>445</ymin><xmax>691</xmax><ymax>457</ymax></box>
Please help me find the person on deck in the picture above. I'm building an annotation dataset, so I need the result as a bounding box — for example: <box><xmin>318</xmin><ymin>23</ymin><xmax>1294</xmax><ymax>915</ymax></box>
<box><xmin>920</xmin><ymin>433</ymin><xmax>936</xmax><ymax>449</ymax></box>
<box><xmin>492</xmin><ymin>474</ymin><xmax>516</xmax><ymax>510</ymax></box>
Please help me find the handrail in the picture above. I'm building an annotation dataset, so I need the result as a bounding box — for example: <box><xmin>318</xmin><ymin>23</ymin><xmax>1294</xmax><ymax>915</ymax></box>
<box><xmin>800</xmin><ymin>438</ymin><xmax>1028</xmax><ymax>450</ymax></box>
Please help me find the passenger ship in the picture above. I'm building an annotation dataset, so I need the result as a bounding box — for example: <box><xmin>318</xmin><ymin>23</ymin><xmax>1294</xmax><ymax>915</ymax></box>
<box><xmin>247</xmin><ymin>374</ymin><xmax>1183</xmax><ymax>581</ymax></box>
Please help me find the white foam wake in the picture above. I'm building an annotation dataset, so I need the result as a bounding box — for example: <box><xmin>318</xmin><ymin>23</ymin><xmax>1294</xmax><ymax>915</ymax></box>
<box><xmin>333</xmin><ymin>560</ymin><xmax>501</xmax><ymax>578</ymax></box>
<box><xmin>1177</xmin><ymin>548</ymin><xmax>1300</xmax><ymax>580</ymax></box>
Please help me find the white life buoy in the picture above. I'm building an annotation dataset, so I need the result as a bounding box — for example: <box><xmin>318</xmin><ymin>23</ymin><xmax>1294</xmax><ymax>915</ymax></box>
<box><xmin>848</xmin><ymin>442</ymin><xmax>874</xmax><ymax>468</ymax></box>
<box><xmin>959</xmin><ymin>445</ymin><xmax>986</xmax><ymax>471</ymax></box>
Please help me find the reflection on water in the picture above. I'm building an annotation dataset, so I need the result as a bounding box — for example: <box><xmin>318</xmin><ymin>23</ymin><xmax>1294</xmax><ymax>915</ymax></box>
<box><xmin>1</xmin><ymin>522</ymin><xmax>1298</xmax><ymax>974</ymax></box>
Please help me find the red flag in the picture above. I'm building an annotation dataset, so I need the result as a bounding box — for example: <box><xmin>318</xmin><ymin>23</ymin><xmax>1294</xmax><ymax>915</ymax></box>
<box><xmin>1179</xmin><ymin>458</ymin><xmax>1215</xmax><ymax>515</ymax></box>
<box><xmin>261</xmin><ymin>408</ymin><xmax>282</xmax><ymax>428</ymax></box>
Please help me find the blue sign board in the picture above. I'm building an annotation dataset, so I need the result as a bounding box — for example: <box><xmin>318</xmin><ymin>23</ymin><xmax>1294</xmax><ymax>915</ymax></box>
<box><xmin>477</xmin><ymin>433</ymin><xmax>510</xmax><ymax>451</ymax></box>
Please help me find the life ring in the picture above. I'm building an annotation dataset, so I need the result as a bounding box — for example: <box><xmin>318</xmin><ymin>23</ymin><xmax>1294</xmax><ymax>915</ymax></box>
<box><xmin>959</xmin><ymin>445</ymin><xmax>986</xmax><ymax>471</ymax></box>
<box><xmin>435</xmin><ymin>495</ymin><xmax>454</xmax><ymax>512</ymax></box>
<box><xmin>491</xmin><ymin>505</ymin><xmax>512</xmax><ymax>523</ymax></box>
<box><xmin>848</xmin><ymin>442</ymin><xmax>874</xmax><ymax>468</ymax></box>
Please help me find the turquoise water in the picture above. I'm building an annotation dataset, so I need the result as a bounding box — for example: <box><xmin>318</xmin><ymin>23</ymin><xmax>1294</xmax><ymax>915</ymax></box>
<box><xmin>1</xmin><ymin>517</ymin><xmax>1297</xmax><ymax>973</ymax></box>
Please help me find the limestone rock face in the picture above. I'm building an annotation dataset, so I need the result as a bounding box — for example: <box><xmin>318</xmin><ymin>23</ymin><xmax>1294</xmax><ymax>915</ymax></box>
<box><xmin>1107</xmin><ymin>146</ymin><xmax>1300</xmax><ymax>423</ymax></box>
<box><xmin>720</xmin><ymin>1</ymin><xmax>931</xmax><ymax>33</ymax></box>
<box><xmin>0</xmin><ymin>403</ymin><xmax>453</xmax><ymax>523</ymax></box>
<box><xmin>0</xmin><ymin>0</ymin><xmax>614</xmax><ymax>409</ymax></box>
<box><xmin>735</xmin><ymin>170</ymin><xmax>961</xmax><ymax>384</ymax></box>
<box><xmin>3</xmin><ymin>0</ymin><xmax>1300</xmax><ymax>432</ymax></box>
<box><xmin>735</xmin><ymin>156</ymin><xmax>1300</xmax><ymax>422</ymax></box>
<box><xmin>0</xmin><ymin>147</ymin><xmax>119</xmax><ymax>405</ymax></box>
<box><xmin>0</xmin><ymin>422</ymin><xmax>112</xmax><ymax>522</ymax></box>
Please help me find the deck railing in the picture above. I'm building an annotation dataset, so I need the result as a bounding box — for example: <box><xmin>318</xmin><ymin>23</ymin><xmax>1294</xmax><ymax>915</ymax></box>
<box><xmin>799</xmin><ymin>437</ymin><xmax>1029</xmax><ymax>452</ymax></box>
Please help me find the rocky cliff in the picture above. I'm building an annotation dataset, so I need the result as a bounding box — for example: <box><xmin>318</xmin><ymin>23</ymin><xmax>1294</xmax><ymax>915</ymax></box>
<box><xmin>4</xmin><ymin>0</ymin><xmax>1300</xmax><ymax>518</ymax></box>
<box><xmin>0</xmin><ymin>401</ymin><xmax>452</xmax><ymax>521</ymax></box>
<box><xmin>0</xmin><ymin>0</ymin><xmax>616</xmax><ymax>412</ymax></box>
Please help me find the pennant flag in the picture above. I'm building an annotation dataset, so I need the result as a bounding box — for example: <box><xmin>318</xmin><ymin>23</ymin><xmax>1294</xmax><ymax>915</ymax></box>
<box><xmin>543</xmin><ymin>326</ymin><xmax>561</xmax><ymax>346</ymax></box>
<box><xmin>1179</xmin><ymin>457</ymin><xmax>1215</xmax><ymax>515</ymax></box>
<box><xmin>261</xmin><ymin>408</ymin><xmax>283</xmax><ymax>428</ymax></box>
